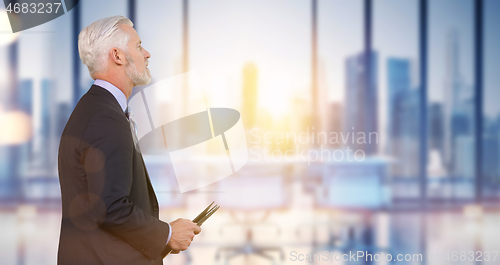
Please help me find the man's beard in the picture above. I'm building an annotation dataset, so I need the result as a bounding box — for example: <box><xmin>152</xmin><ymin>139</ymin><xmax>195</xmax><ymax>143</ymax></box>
<box><xmin>125</xmin><ymin>54</ymin><xmax>152</xmax><ymax>86</ymax></box>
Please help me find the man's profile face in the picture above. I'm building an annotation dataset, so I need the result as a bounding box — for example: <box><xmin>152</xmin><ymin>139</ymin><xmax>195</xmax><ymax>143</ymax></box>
<box><xmin>122</xmin><ymin>24</ymin><xmax>151</xmax><ymax>86</ymax></box>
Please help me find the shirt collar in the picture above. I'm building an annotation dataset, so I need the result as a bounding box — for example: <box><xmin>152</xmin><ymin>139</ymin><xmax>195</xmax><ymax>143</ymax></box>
<box><xmin>93</xmin><ymin>79</ymin><xmax>127</xmax><ymax>112</ymax></box>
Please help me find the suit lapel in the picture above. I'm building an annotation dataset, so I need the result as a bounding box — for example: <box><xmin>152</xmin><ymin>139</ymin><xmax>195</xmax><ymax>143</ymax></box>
<box><xmin>137</xmin><ymin>151</ymin><xmax>160</xmax><ymax>214</ymax></box>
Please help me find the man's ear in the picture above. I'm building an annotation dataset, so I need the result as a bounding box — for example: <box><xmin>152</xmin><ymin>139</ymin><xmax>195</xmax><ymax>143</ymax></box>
<box><xmin>110</xmin><ymin>48</ymin><xmax>125</xmax><ymax>66</ymax></box>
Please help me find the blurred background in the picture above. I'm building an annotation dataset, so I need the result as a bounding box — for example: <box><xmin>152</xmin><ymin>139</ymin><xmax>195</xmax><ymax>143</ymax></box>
<box><xmin>1</xmin><ymin>0</ymin><xmax>500</xmax><ymax>264</ymax></box>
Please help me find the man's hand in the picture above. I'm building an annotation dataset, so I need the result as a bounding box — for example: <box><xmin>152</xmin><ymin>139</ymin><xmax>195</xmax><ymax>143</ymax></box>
<box><xmin>167</xmin><ymin>218</ymin><xmax>202</xmax><ymax>253</ymax></box>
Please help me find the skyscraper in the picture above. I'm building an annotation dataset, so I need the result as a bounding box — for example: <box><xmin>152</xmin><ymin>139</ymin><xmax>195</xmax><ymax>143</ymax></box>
<box><xmin>327</xmin><ymin>102</ymin><xmax>343</xmax><ymax>149</ymax></box>
<box><xmin>387</xmin><ymin>58</ymin><xmax>410</xmax><ymax>138</ymax></box>
<box><xmin>344</xmin><ymin>51</ymin><xmax>378</xmax><ymax>155</ymax></box>
<box><xmin>387</xmin><ymin>58</ymin><xmax>419</xmax><ymax>177</ymax></box>
<box><xmin>18</xmin><ymin>79</ymin><xmax>34</xmax><ymax>174</ymax></box>
<box><xmin>441</xmin><ymin>30</ymin><xmax>474</xmax><ymax>178</ymax></box>
<box><xmin>32</xmin><ymin>79</ymin><xmax>55</xmax><ymax>170</ymax></box>
<box><xmin>429</xmin><ymin>103</ymin><xmax>444</xmax><ymax>153</ymax></box>
<box><xmin>0</xmin><ymin>146</ymin><xmax>13</xmax><ymax>199</ymax></box>
<box><xmin>56</xmin><ymin>102</ymin><xmax>71</xmax><ymax>139</ymax></box>
<box><xmin>18</xmin><ymin>79</ymin><xmax>33</xmax><ymax>114</ymax></box>
<box><xmin>317</xmin><ymin>59</ymin><xmax>330</xmax><ymax>137</ymax></box>
<box><xmin>242</xmin><ymin>62</ymin><xmax>258</xmax><ymax>129</ymax></box>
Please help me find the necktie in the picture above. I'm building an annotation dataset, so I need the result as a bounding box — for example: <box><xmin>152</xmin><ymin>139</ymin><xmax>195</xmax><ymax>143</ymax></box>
<box><xmin>125</xmin><ymin>106</ymin><xmax>140</xmax><ymax>152</ymax></box>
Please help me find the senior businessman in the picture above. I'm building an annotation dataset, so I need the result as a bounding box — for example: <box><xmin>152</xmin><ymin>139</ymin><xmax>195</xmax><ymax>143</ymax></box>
<box><xmin>57</xmin><ymin>16</ymin><xmax>200</xmax><ymax>265</ymax></box>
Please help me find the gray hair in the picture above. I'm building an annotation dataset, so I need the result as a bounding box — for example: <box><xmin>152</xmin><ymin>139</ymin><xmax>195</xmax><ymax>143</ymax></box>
<box><xmin>78</xmin><ymin>16</ymin><xmax>133</xmax><ymax>79</ymax></box>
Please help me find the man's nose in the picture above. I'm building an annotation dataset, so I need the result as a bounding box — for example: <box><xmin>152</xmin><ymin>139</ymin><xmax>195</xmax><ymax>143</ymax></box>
<box><xmin>144</xmin><ymin>48</ymin><xmax>151</xmax><ymax>59</ymax></box>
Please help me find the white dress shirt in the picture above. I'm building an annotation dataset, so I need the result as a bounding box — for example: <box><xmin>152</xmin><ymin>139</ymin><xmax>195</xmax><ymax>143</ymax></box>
<box><xmin>92</xmin><ymin>79</ymin><xmax>173</xmax><ymax>245</ymax></box>
<box><xmin>94</xmin><ymin>79</ymin><xmax>128</xmax><ymax>112</ymax></box>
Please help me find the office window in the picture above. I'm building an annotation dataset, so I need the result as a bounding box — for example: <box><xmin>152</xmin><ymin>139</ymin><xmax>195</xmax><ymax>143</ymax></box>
<box><xmin>428</xmin><ymin>0</ymin><xmax>475</xmax><ymax>199</ymax></box>
<box><xmin>482</xmin><ymin>0</ymin><xmax>500</xmax><ymax>199</ymax></box>
<box><xmin>318</xmin><ymin>0</ymin><xmax>363</xmax><ymax>149</ymax></box>
<box><xmin>373</xmin><ymin>0</ymin><xmax>419</xmax><ymax>198</ymax></box>
<box><xmin>190</xmin><ymin>0</ymin><xmax>310</xmax><ymax>146</ymax></box>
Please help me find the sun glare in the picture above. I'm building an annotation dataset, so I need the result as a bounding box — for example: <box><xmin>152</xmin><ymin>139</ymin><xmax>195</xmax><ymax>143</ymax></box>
<box><xmin>0</xmin><ymin>10</ymin><xmax>19</xmax><ymax>46</ymax></box>
<box><xmin>259</xmin><ymin>74</ymin><xmax>290</xmax><ymax>117</ymax></box>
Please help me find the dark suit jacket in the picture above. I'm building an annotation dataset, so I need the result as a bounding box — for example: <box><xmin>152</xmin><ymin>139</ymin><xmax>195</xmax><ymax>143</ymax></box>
<box><xmin>57</xmin><ymin>85</ymin><xmax>170</xmax><ymax>265</ymax></box>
